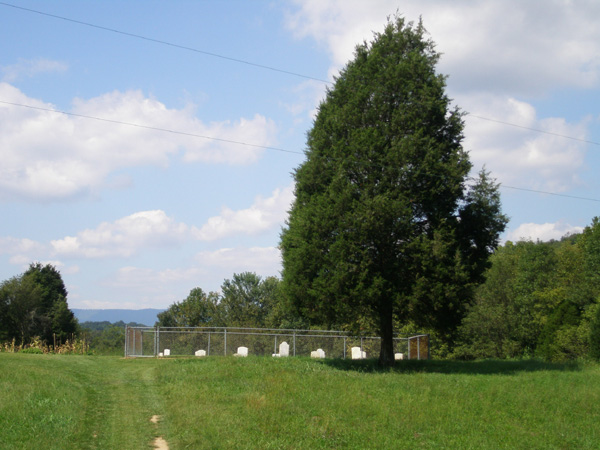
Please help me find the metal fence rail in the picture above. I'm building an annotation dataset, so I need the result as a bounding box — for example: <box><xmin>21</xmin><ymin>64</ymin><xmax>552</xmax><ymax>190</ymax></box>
<box><xmin>125</xmin><ymin>326</ymin><xmax>430</xmax><ymax>360</ymax></box>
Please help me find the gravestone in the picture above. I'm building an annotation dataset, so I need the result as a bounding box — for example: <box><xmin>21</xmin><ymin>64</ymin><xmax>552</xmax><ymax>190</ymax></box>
<box><xmin>279</xmin><ymin>341</ymin><xmax>289</xmax><ymax>357</ymax></box>
<box><xmin>311</xmin><ymin>348</ymin><xmax>326</xmax><ymax>358</ymax></box>
<box><xmin>272</xmin><ymin>341</ymin><xmax>289</xmax><ymax>357</ymax></box>
<box><xmin>395</xmin><ymin>353</ymin><xmax>404</xmax><ymax>360</ymax></box>
<box><xmin>163</xmin><ymin>349</ymin><xmax>170</xmax><ymax>356</ymax></box>
<box><xmin>195</xmin><ymin>349</ymin><xmax>206</xmax><ymax>357</ymax></box>
<box><xmin>351</xmin><ymin>346</ymin><xmax>366</xmax><ymax>360</ymax></box>
<box><xmin>235</xmin><ymin>346</ymin><xmax>248</xmax><ymax>357</ymax></box>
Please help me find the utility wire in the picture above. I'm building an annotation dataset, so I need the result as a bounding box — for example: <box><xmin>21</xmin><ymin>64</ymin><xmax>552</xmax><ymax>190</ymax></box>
<box><xmin>499</xmin><ymin>185</ymin><xmax>600</xmax><ymax>203</ymax></box>
<box><xmin>2</xmin><ymin>1</ymin><xmax>596</xmax><ymax>148</ymax></box>
<box><xmin>0</xmin><ymin>1</ymin><xmax>331</xmax><ymax>85</ymax></box>
<box><xmin>466</xmin><ymin>114</ymin><xmax>600</xmax><ymax>147</ymax></box>
<box><xmin>0</xmin><ymin>100</ymin><xmax>304</xmax><ymax>156</ymax></box>
<box><xmin>1</xmin><ymin>3</ymin><xmax>598</xmax><ymax>202</ymax></box>
<box><xmin>2</xmin><ymin>99</ymin><xmax>599</xmax><ymax>204</ymax></box>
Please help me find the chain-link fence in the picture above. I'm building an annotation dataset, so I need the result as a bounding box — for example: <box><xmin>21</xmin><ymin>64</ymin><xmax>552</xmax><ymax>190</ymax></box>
<box><xmin>125</xmin><ymin>326</ymin><xmax>430</xmax><ymax>360</ymax></box>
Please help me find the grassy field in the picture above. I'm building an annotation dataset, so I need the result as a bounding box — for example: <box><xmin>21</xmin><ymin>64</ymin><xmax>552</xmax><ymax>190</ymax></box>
<box><xmin>1</xmin><ymin>354</ymin><xmax>599</xmax><ymax>449</ymax></box>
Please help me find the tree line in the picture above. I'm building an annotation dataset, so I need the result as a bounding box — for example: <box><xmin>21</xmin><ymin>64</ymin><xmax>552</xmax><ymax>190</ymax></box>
<box><xmin>454</xmin><ymin>217</ymin><xmax>600</xmax><ymax>362</ymax></box>
<box><xmin>155</xmin><ymin>218</ymin><xmax>600</xmax><ymax>362</ymax></box>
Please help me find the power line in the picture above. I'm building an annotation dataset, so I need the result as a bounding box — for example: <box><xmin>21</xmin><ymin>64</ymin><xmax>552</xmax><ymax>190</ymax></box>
<box><xmin>466</xmin><ymin>114</ymin><xmax>600</xmax><ymax>147</ymax></box>
<box><xmin>0</xmin><ymin>100</ymin><xmax>304</xmax><ymax>156</ymax></box>
<box><xmin>3</xmin><ymin>1</ymin><xmax>596</xmax><ymax>148</ymax></box>
<box><xmin>499</xmin><ymin>185</ymin><xmax>600</xmax><ymax>203</ymax></box>
<box><xmin>2</xmin><ymin>99</ymin><xmax>599</xmax><ymax>204</ymax></box>
<box><xmin>0</xmin><ymin>1</ymin><xmax>331</xmax><ymax>85</ymax></box>
<box><xmin>1</xmin><ymin>3</ymin><xmax>598</xmax><ymax>203</ymax></box>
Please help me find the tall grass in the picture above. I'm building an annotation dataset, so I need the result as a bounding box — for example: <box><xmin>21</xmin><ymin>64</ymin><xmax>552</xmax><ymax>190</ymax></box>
<box><xmin>1</xmin><ymin>354</ymin><xmax>599</xmax><ymax>449</ymax></box>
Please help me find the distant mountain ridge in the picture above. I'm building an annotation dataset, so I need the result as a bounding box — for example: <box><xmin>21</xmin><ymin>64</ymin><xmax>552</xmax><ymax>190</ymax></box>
<box><xmin>72</xmin><ymin>309</ymin><xmax>165</xmax><ymax>326</ymax></box>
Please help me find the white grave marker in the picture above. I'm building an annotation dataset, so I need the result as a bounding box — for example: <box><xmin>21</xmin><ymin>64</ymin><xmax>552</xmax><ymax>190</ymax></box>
<box><xmin>351</xmin><ymin>346</ymin><xmax>366</xmax><ymax>360</ymax></box>
<box><xmin>311</xmin><ymin>349</ymin><xmax>326</xmax><ymax>359</ymax></box>
<box><xmin>235</xmin><ymin>346</ymin><xmax>248</xmax><ymax>357</ymax></box>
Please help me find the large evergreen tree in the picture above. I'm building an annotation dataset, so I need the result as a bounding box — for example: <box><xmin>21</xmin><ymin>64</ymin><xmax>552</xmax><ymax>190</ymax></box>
<box><xmin>280</xmin><ymin>17</ymin><xmax>507</xmax><ymax>365</ymax></box>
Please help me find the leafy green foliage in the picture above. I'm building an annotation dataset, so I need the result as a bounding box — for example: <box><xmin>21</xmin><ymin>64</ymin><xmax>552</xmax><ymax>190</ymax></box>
<box><xmin>456</xmin><ymin>217</ymin><xmax>600</xmax><ymax>361</ymax></box>
<box><xmin>157</xmin><ymin>287</ymin><xmax>222</xmax><ymax>327</ymax></box>
<box><xmin>280</xmin><ymin>16</ymin><xmax>507</xmax><ymax>365</ymax></box>
<box><xmin>0</xmin><ymin>263</ymin><xmax>78</xmax><ymax>346</ymax></box>
<box><xmin>157</xmin><ymin>272</ymin><xmax>290</xmax><ymax>330</ymax></box>
<box><xmin>78</xmin><ymin>321</ymin><xmax>144</xmax><ymax>354</ymax></box>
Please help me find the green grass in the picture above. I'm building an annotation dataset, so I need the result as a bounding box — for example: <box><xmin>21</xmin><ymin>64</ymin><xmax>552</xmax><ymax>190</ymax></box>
<box><xmin>1</xmin><ymin>354</ymin><xmax>599</xmax><ymax>449</ymax></box>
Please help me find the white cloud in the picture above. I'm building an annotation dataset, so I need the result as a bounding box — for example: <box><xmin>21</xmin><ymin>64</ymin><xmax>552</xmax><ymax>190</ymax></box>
<box><xmin>0</xmin><ymin>84</ymin><xmax>278</xmax><ymax>201</ymax></box>
<box><xmin>286</xmin><ymin>2</ymin><xmax>597</xmax><ymax>192</ymax></box>
<box><xmin>286</xmin><ymin>0</ymin><xmax>600</xmax><ymax>95</ymax></box>
<box><xmin>194</xmin><ymin>246</ymin><xmax>282</xmax><ymax>286</ymax></box>
<box><xmin>0</xmin><ymin>183</ymin><xmax>293</xmax><ymax>268</ymax></box>
<box><xmin>0</xmin><ymin>236</ymin><xmax>44</xmax><ymax>255</ymax></box>
<box><xmin>51</xmin><ymin>210</ymin><xmax>191</xmax><ymax>259</ymax></box>
<box><xmin>1</xmin><ymin>58</ymin><xmax>68</xmax><ymax>82</ymax></box>
<box><xmin>461</xmin><ymin>94</ymin><xmax>589</xmax><ymax>191</ymax></box>
<box><xmin>506</xmin><ymin>222</ymin><xmax>584</xmax><ymax>243</ymax></box>
<box><xmin>195</xmin><ymin>185</ymin><xmax>294</xmax><ymax>241</ymax></box>
<box><xmin>98</xmin><ymin>246</ymin><xmax>282</xmax><ymax>308</ymax></box>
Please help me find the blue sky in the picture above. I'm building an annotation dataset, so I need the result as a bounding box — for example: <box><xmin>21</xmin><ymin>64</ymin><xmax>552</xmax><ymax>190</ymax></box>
<box><xmin>1</xmin><ymin>0</ymin><xmax>599</xmax><ymax>309</ymax></box>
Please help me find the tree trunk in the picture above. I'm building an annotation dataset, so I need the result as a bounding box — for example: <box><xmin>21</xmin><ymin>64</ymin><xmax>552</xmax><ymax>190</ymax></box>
<box><xmin>378</xmin><ymin>299</ymin><xmax>395</xmax><ymax>366</ymax></box>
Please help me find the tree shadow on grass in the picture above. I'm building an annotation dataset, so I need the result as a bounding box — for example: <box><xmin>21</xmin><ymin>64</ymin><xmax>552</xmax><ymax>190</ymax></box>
<box><xmin>319</xmin><ymin>357</ymin><xmax>581</xmax><ymax>375</ymax></box>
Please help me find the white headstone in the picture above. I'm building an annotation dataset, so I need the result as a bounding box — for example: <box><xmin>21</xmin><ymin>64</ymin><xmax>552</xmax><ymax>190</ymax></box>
<box><xmin>279</xmin><ymin>341</ymin><xmax>289</xmax><ymax>357</ymax></box>
<box><xmin>311</xmin><ymin>348</ymin><xmax>326</xmax><ymax>358</ymax></box>
<box><xmin>163</xmin><ymin>349</ymin><xmax>170</xmax><ymax>356</ymax></box>
<box><xmin>351</xmin><ymin>346</ymin><xmax>366</xmax><ymax>360</ymax></box>
<box><xmin>158</xmin><ymin>352</ymin><xmax>164</xmax><ymax>357</ymax></box>
<box><xmin>395</xmin><ymin>353</ymin><xmax>404</xmax><ymax>360</ymax></box>
<box><xmin>235</xmin><ymin>346</ymin><xmax>248</xmax><ymax>357</ymax></box>
<box><xmin>195</xmin><ymin>349</ymin><xmax>206</xmax><ymax>357</ymax></box>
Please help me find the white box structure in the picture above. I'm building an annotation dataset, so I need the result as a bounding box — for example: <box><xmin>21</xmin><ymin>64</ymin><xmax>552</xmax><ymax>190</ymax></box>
<box><xmin>195</xmin><ymin>349</ymin><xmax>207</xmax><ymax>357</ymax></box>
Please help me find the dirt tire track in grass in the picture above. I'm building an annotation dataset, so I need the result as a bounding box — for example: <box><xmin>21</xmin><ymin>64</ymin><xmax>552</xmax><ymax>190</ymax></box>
<box><xmin>150</xmin><ymin>415</ymin><xmax>169</xmax><ymax>449</ymax></box>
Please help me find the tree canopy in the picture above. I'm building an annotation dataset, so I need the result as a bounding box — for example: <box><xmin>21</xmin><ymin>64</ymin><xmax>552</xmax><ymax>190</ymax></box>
<box><xmin>455</xmin><ymin>217</ymin><xmax>600</xmax><ymax>362</ymax></box>
<box><xmin>280</xmin><ymin>16</ymin><xmax>507</xmax><ymax>365</ymax></box>
<box><xmin>157</xmin><ymin>272</ymin><xmax>286</xmax><ymax>329</ymax></box>
<box><xmin>0</xmin><ymin>263</ymin><xmax>78</xmax><ymax>345</ymax></box>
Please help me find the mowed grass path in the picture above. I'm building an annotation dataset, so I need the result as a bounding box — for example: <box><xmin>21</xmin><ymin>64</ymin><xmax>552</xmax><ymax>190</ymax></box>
<box><xmin>1</xmin><ymin>354</ymin><xmax>599</xmax><ymax>449</ymax></box>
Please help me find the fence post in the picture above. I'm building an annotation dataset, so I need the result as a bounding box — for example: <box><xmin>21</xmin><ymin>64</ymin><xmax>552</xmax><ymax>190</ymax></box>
<box><xmin>343</xmin><ymin>336</ymin><xmax>347</xmax><ymax>359</ymax></box>
<box><xmin>417</xmin><ymin>335</ymin><xmax>420</xmax><ymax>360</ymax></box>
<box><xmin>208</xmin><ymin>332</ymin><xmax>211</xmax><ymax>356</ymax></box>
<box><xmin>274</xmin><ymin>336</ymin><xmax>278</xmax><ymax>356</ymax></box>
<box><xmin>293</xmin><ymin>332</ymin><xmax>296</xmax><ymax>356</ymax></box>
<box><xmin>158</xmin><ymin>327</ymin><xmax>161</xmax><ymax>357</ymax></box>
<box><xmin>124</xmin><ymin>325</ymin><xmax>128</xmax><ymax>357</ymax></box>
<box><xmin>224</xmin><ymin>328</ymin><xmax>227</xmax><ymax>356</ymax></box>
